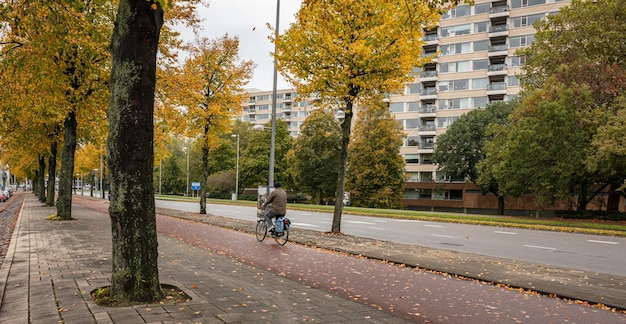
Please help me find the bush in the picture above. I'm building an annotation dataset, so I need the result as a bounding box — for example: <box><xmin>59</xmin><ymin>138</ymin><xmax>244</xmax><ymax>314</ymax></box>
<box><xmin>288</xmin><ymin>194</ymin><xmax>308</xmax><ymax>204</ymax></box>
<box><xmin>206</xmin><ymin>192</ymin><xmax>231</xmax><ymax>199</ymax></box>
<box><xmin>556</xmin><ymin>210</ymin><xmax>626</xmax><ymax>221</ymax></box>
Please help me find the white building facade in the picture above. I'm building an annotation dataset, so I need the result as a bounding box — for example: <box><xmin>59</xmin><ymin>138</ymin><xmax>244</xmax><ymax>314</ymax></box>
<box><xmin>240</xmin><ymin>0</ymin><xmax>571</xmax><ymax>214</ymax></box>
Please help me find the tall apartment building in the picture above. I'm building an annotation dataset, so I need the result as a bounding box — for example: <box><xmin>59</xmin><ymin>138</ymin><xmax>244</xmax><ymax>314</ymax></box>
<box><xmin>241</xmin><ymin>0</ymin><xmax>571</xmax><ymax>214</ymax></box>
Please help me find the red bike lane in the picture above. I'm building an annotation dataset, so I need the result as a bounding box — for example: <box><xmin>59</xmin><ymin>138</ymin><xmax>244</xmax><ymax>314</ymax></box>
<box><xmin>75</xmin><ymin>197</ymin><xmax>625</xmax><ymax>323</ymax></box>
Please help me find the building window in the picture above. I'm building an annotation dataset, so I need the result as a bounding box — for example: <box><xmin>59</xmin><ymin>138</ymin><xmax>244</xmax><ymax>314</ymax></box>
<box><xmin>406</xmin><ymin>83</ymin><xmax>422</xmax><ymax>95</ymax></box>
<box><xmin>440</xmin><ymin>61</ymin><xmax>471</xmax><ymax>73</ymax></box>
<box><xmin>405</xmin><ymin>154</ymin><xmax>419</xmax><ymax>164</ymax></box>
<box><xmin>407</xmin><ymin>102</ymin><xmax>420</xmax><ymax>112</ymax></box>
<box><xmin>406</xmin><ymin>136</ymin><xmax>419</xmax><ymax>147</ymax></box>
<box><xmin>473</xmin><ymin>96</ymin><xmax>489</xmax><ymax>108</ymax></box>
<box><xmin>472</xmin><ymin>78</ymin><xmax>488</xmax><ymax>89</ymax></box>
<box><xmin>440</xmin><ymin>24</ymin><xmax>471</xmax><ymax>38</ymax></box>
<box><xmin>441</xmin><ymin>5</ymin><xmax>471</xmax><ymax>19</ymax></box>
<box><xmin>473</xmin><ymin>59</ymin><xmax>489</xmax><ymax>71</ymax></box>
<box><xmin>511</xmin><ymin>0</ymin><xmax>546</xmax><ymax>9</ymax></box>
<box><xmin>438</xmin><ymin>81</ymin><xmax>449</xmax><ymax>92</ymax></box>
<box><xmin>473</xmin><ymin>40</ymin><xmax>489</xmax><ymax>52</ymax></box>
<box><xmin>509</xmin><ymin>56</ymin><xmax>526</xmax><ymax>67</ymax></box>
<box><xmin>474</xmin><ymin>3</ymin><xmax>490</xmax><ymax>14</ymax></box>
<box><xmin>439</xmin><ymin>98</ymin><xmax>469</xmax><ymax>110</ymax></box>
<box><xmin>453</xmin><ymin>79</ymin><xmax>469</xmax><ymax>91</ymax></box>
<box><xmin>512</xmin><ymin>13</ymin><xmax>545</xmax><ymax>28</ymax></box>
<box><xmin>510</xmin><ymin>35</ymin><xmax>535</xmax><ymax>48</ymax></box>
<box><xmin>437</xmin><ymin>116</ymin><xmax>459</xmax><ymax>128</ymax></box>
<box><xmin>389</xmin><ymin>102</ymin><xmax>404</xmax><ymax>113</ymax></box>
<box><xmin>508</xmin><ymin>76</ymin><xmax>520</xmax><ymax>87</ymax></box>
<box><xmin>441</xmin><ymin>42</ymin><xmax>471</xmax><ymax>56</ymax></box>
<box><xmin>405</xmin><ymin>119</ymin><xmax>419</xmax><ymax>129</ymax></box>
<box><xmin>439</xmin><ymin>79</ymin><xmax>469</xmax><ymax>92</ymax></box>
<box><xmin>474</xmin><ymin>21</ymin><xmax>489</xmax><ymax>33</ymax></box>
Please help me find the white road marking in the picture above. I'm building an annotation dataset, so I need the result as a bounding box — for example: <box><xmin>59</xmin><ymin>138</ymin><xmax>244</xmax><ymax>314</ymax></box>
<box><xmin>367</xmin><ymin>227</ymin><xmax>385</xmax><ymax>231</ymax></box>
<box><xmin>524</xmin><ymin>244</ymin><xmax>556</xmax><ymax>250</ymax></box>
<box><xmin>425</xmin><ymin>224</ymin><xmax>443</xmax><ymax>228</ymax></box>
<box><xmin>372</xmin><ymin>220</ymin><xmax>387</xmax><ymax>223</ymax></box>
<box><xmin>432</xmin><ymin>234</ymin><xmax>454</xmax><ymax>238</ymax></box>
<box><xmin>494</xmin><ymin>231</ymin><xmax>517</xmax><ymax>235</ymax></box>
<box><xmin>345</xmin><ymin>220</ymin><xmax>375</xmax><ymax>225</ymax></box>
<box><xmin>293</xmin><ymin>223</ymin><xmax>319</xmax><ymax>228</ymax></box>
<box><xmin>587</xmin><ymin>240</ymin><xmax>619</xmax><ymax>245</ymax></box>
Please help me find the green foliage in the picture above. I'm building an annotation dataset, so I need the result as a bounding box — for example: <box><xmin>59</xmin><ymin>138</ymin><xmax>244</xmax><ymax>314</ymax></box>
<box><xmin>510</xmin><ymin>0</ymin><xmax>626</xmax><ymax>210</ymax></box>
<box><xmin>487</xmin><ymin>85</ymin><xmax>597</xmax><ymax>208</ymax></box>
<box><xmin>239</xmin><ymin>120</ymin><xmax>292</xmax><ymax>189</ymax></box>
<box><xmin>288</xmin><ymin>109</ymin><xmax>341</xmax><ymax>204</ymax></box>
<box><xmin>206</xmin><ymin>170</ymin><xmax>235</xmax><ymax>193</ymax></box>
<box><xmin>519</xmin><ymin>0</ymin><xmax>626</xmax><ymax>103</ymax></box>
<box><xmin>585</xmin><ymin>94</ymin><xmax>626</xmax><ymax>195</ymax></box>
<box><xmin>433</xmin><ymin>100</ymin><xmax>514</xmax><ymax>214</ymax></box>
<box><xmin>434</xmin><ymin>101</ymin><xmax>514</xmax><ymax>184</ymax></box>
<box><xmin>346</xmin><ymin>102</ymin><xmax>405</xmax><ymax>209</ymax></box>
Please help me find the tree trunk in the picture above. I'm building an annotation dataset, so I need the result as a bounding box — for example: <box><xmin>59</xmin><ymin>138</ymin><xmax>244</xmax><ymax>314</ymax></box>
<box><xmin>107</xmin><ymin>0</ymin><xmax>163</xmax><ymax>303</ymax></box>
<box><xmin>332</xmin><ymin>98</ymin><xmax>356</xmax><ymax>233</ymax></box>
<box><xmin>606</xmin><ymin>182</ymin><xmax>620</xmax><ymax>212</ymax></box>
<box><xmin>200</xmin><ymin>126</ymin><xmax>209</xmax><ymax>214</ymax></box>
<box><xmin>576</xmin><ymin>182</ymin><xmax>589</xmax><ymax>213</ymax></box>
<box><xmin>56</xmin><ymin>110</ymin><xmax>77</xmax><ymax>220</ymax></box>
<box><xmin>497</xmin><ymin>194</ymin><xmax>505</xmax><ymax>215</ymax></box>
<box><xmin>46</xmin><ymin>141</ymin><xmax>58</xmax><ymax>206</ymax></box>
<box><xmin>36</xmin><ymin>155</ymin><xmax>46</xmax><ymax>202</ymax></box>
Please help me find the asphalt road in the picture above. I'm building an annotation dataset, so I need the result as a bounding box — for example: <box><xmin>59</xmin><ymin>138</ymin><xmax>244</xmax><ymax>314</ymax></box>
<box><xmin>155</xmin><ymin>200</ymin><xmax>626</xmax><ymax>277</ymax></box>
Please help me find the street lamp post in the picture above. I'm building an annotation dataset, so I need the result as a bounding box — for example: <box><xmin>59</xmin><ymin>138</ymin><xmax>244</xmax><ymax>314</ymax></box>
<box><xmin>268</xmin><ymin>0</ymin><xmax>280</xmax><ymax>190</ymax></box>
<box><xmin>100</xmin><ymin>144</ymin><xmax>104</xmax><ymax>199</ymax></box>
<box><xmin>185</xmin><ymin>138</ymin><xmax>190</xmax><ymax>197</ymax></box>
<box><xmin>231</xmin><ymin>134</ymin><xmax>240</xmax><ymax>201</ymax></box>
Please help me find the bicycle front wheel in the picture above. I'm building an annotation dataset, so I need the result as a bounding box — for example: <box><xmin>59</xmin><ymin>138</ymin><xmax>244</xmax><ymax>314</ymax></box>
<box><xmin>274</xmin><ymin>229</ymin><xmax>289</xmax><ymax>246</ymax></box>
<box><xmin>255</xmin><ymin>220</ymin><xmax>267</xmax><ymax>242</ymax></box>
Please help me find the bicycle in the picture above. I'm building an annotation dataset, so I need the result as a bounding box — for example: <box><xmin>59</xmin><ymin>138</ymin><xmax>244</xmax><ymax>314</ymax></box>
<box><xmin>256</xmin><ymin>205</ymin><xmax>290</xmax><ymax>246</ymax></box>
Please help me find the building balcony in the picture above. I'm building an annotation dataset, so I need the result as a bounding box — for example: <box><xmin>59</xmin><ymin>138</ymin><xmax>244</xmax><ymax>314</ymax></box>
<box><xmin>419</xmin><ymin>105</ymin><xmax>436</xmax><ymax>115</ymax></box>
<box><xmin>489</xmin><ymin>24</ymin><xmax>509</xmax><ymax>38</ymax></box>
<box><xmin>490</xmin><ymin>6</ymin><xmax>509</xmax><ymax>18</ymax></box>
<box><xmin>420</xmin><ymin>88</ymin><xmax>437</xmax><ymax>100</ymax></box>
<box><xmin>418</xmin><ymin>124</ymin><xmax>436</xmax><ymax>132</ymax></box>
<box><xmin>419</xmin><ymin>70</ymin><xmax>438</xmax><ymax>81</ymax></box>
<box><xmin>487</xmin><ymin>82</ymin><xmax>507</xmax><ymax>95</ymax></box>
<box><xmin>487</xmin><ymin>63</ymin><xmax>508</xmax><ymax>76</ymax></box>
<box><xmin>421</xmin><ymin>52</ymin><xmax>438</xmax><ymax>62</ymax></box>
<box><xmin>423</xmin><ymin>33</ymin><xmax>438</xmax><ymax>44</ymax></box>
<box><xmin>488</xmin><ymin>44</ymin><xmax>508</xmax><ymax>57</ymax></box>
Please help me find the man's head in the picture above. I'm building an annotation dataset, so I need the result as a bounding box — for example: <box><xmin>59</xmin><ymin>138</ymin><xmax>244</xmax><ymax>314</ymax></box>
<box><xmin>274</xmin><ymin>182</ymin><xmax>281</xmax><ymax>188</ymax></box>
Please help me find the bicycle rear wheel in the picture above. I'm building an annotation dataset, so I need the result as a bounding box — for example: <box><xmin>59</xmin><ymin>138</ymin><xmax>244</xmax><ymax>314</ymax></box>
<box><xmin>255</xmin><ymin>220</ymin><xmax>267</xmax><ymax>242</ymax></box>
<box><xmin>274</xmin><ymin>229</ymin><xmax>289</xmax><ymax>246</ymax></box>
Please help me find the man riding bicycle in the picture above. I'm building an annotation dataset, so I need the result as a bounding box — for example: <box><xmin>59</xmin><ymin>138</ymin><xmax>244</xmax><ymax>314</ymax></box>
<box><xmin>262</xmin><ymin>182</ymin><xmax>287</xmax><ymax>233</ymax></box>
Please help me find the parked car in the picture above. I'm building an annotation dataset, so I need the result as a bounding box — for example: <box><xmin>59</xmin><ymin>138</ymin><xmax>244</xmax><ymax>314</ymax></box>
<box><xmin>0</xmin><ymin>191</ymin><xmax>7</xmax><ymax>202</ymax></box>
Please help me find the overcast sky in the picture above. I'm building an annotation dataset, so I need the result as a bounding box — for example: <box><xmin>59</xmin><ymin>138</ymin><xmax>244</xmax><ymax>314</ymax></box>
<box><xmin>182</xmin><ymin>0</ymin><xmax>303</xmax><ymax>91</ymax></box>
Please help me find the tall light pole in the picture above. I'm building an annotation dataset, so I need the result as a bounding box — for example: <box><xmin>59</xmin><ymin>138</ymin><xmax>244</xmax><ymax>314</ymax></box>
<box><xmin>185</xmin><ymin>138</ymin><xmax>190</xmax><ymax>197</ymax></box>
<box><xmin>100</xmin><ymin>144</ymin><xmax>104</xmax><ymax>198</ymax></box>
<box><xmin>231</xmin><ymin>134</ymin><xmax>240</xmax><ymax>201</ymax></box>
<box><xmin>268</xmin><ymin>0</ymin><xmax>280</xmax><ymax>190</ymax></box>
